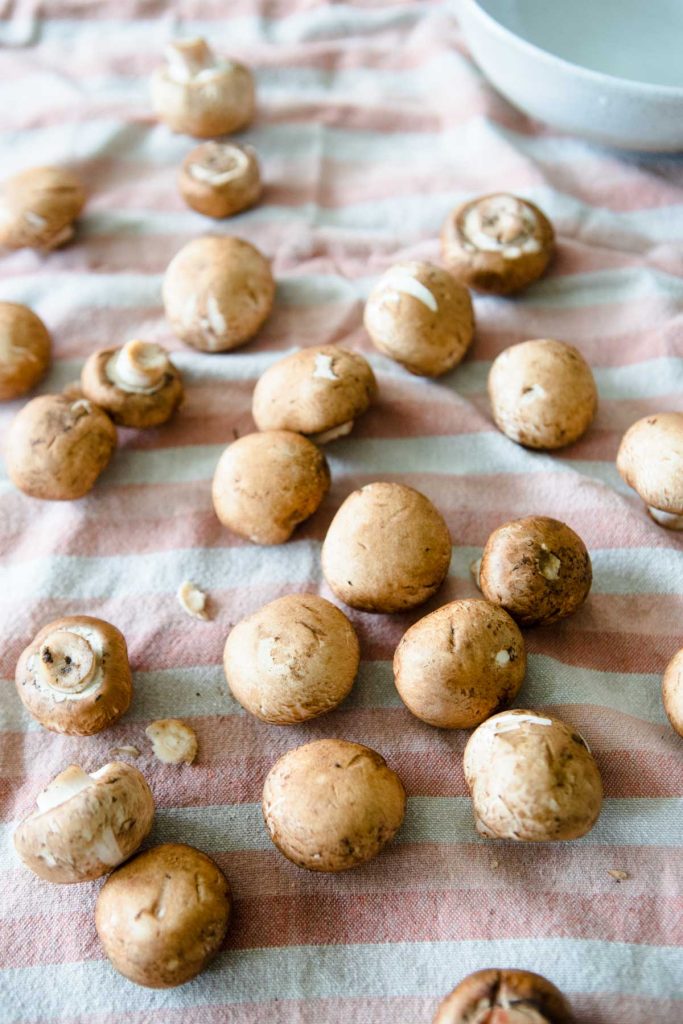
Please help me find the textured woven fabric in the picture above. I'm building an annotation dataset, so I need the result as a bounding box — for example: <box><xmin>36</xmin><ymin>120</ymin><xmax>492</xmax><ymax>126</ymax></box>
<box><xmin>1</xmin><ymin>2</ymin><xmax>682</xmax><ymax>1021</ymax></box>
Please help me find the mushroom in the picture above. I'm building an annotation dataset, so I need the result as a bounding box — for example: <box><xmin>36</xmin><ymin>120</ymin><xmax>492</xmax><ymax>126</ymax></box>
<box><xmin>433</xmin><ymin>968</ymin><xmax>575</xmax><ymax>1024</ymax></box>
<box><xmin>224</xmin><ymin>593</ymin><xmax>360</xmax><ymax>724</ymax></box>
<box><xmin>616</xmin><ymin>413</ymin><xmax>683</xmax><ymax>529</ymax></box>
<box><xmin>163</xmin><ymin>235</ymin><xmax>274</xmax><ymax>352</ymax></box>
<box><xmin>0</xmin><ymin>166</ymin><xmax>86</xmax><ymax>251</ymax></box>
<box><xmin>80</xmin><ymin>339</ymin><xmax>183</xmax><ymax>429</ymax></box>
<box><xmin>13</xmin><ymin>762</ymin><xmax>155</xmax><ymax>883</ymax></box>
<box><xmin>15</xmin><ymin>615</ymin><xmax>133</xmax><ymax>735</ymax></box>
<box><xmin>177</xmin><ymin>580</ymin><xmax>210</xmax><ymax>620</ymax></box>
<box><xmin>321</xmin><ymin>481</ymin><xmax>452</xmax><ymax>613</ymax></box>
<box><xmin>488</xmin><ymin>339</ymin><xmax>597</xmax><ymax>449</ymax></box>
<box><xmin>151</xmin><ymin>37</ymin><xmax>255</xmax><ymax>137</ymax></box>
<box><xmin>6</xmin><ymin>392</ymin><xmax>117</xmax><ymax>500</ymax></box>
<box><xmin>179</xmin><ymin>141</ymin><xmax>261</xmax><ymax>218</ymax></box>
<box><xmin>394</xmin><ymin>599</ymin><xmax>526</xmax><ymax>729</ymax></box>
<box><xmin>479</xmin><ymin>516</ymin><xmax>592</xmax><ymax>627</ymax></box>
<box><xmin>95</xmin><ymin>843</ymin><xmax>231</xmax><ymax>988</ymax></box>
<box><xmin>463</xmin><ymin>709</ymin><xmax>603</xmax><ymax>841</ymax></box>
<box><xmin>212</xmin><ymin>430</ymin><xmax>330</xmax><ymax>544</ymax></box>
<box><xmin>662</xmin><ymin>648</ymin><xmax>683</xmax><ymax>737</ymax></box>
<box><xmin>0</xmin><ymin>302</ymin><xmax>51</xmax><ymax>401</ymax></box>
<box><xmin>145</xmin><ymin>719</ymin><xmax>198</xmax><ymax>764</ymax></box>
<box><xmin>440</xmin><ymin>193</ymin><xmax>554</xmax><ymax>294</ymax></box>
<box><xmin>252</xmin><ymin>345</ymin><xmax>377</xmax><ymax>442</ymax></box>
<box><xmin>363</xmin><ymin>260</ymin><xmax>474</xmax><ymax>377</ymax></box>
<box><xmin>262</xmin><ymin>739</ymin><xmax>406</xmax><ymax>871</ymax></box>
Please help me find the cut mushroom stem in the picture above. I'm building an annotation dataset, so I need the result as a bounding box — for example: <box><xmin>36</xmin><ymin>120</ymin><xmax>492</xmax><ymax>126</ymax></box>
<box><xmin>165</xmin><ymin>37</ymin><xmax>215</xmax><ymax>80</ymax></box>
<box><xmin>109</xmin><ymin>340</ymin><xmax>168</xmax><ymax>392</ymax></box>
<box><xmin>38</xmin><ymin>630</ymin><xmax>97</xmax><ymax>693</ymax></box>
<box><xmin>648</xmin><ymin>506</ymin><xmax>683</xmax><ymax>530</ymax></box>
<box><xmin>189</xmin><ymin>143</ymin><xmax>250</xmax><ymax>185</ymax></box>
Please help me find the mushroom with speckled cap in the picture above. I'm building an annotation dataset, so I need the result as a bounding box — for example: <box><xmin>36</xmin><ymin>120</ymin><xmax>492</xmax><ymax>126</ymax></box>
<box><xmin>179</xmin><ymin>141</ymin><xmax>261</xmax><ymax>218</ymax></box>
<box><xmin>433</xmin><ymin>968</ymin><xmax>575</xmax><ymax>1024</ymax></box>
<box><xmin>616</xmin><ymin>412</ymin><xmax>683</xmax><ymax>529</ymax></box>
<box><xmin>0</xmin><ymin>166</ymin><xmax>86</xmax><ymax>251</ymax></box>
<box><xmin>0</xmin><ymin>302</ymin><xmax>51</xmax><ymax>401</ymax></box>
<box><xmin>81</xmin><ymin>340</ymin><xmax>183</xmax><ymax>429</ymax></box>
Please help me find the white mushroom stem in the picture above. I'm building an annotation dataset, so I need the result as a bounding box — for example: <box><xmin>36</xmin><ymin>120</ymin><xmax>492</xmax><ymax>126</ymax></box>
<box><xmin>310</xmin><ymin>420</ymin><xmax>354</xmax><ymax>444</ymax></box>
<box><xmin>35</xmin><ymin>765</ymin><xmax>93</xmax><ymax>812</ymax></box>
<box><xmin>461</xmin><ymin>195</ymin><xmax>541</xmax><ymax>258</ymax></box>
<box><xmin>648</xmin><ymin>506</ymin><xmax>683</xmax><ymax>530</ymax></box>
<box><xmin>37</xmin><ymin>630</ymin><xmax>97</xmax><ymax>694</ymax></box>
<box><xmin>492</xmin><ymin>713</ymin><xmax>553</xmax><ymax>734</ymax></box>
<box><xmin>189</xmin><ymin>143</ymin><xmax>249</xmax><ymax>186</ymax></box>
<box><xmin>377</xmin><ymin>268</ymin><xmax>438</xmax><ymax>312</ymax></box>
<box><xmin>177</xmin><ymin>580</ymin><xmax>209</xmax><ymax>620</ymax></box>
<box><xmin>108</xmin><ymin>340</ymin><xmax>168</xmax><ymax>393</ymax></box>
<box><xmin>312</xmin><ymin>353</ymin><xmax>339</xmax><ymax>381</ymax></box>
<box><xmin>165</xmin><ymin>37</ymin><xmax>216</xmax><ymax>81</ymax></box>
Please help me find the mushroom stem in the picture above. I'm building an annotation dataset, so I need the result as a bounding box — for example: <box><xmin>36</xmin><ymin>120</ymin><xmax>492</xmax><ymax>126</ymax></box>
<box><xmin>37</xmin><ymin>630</ymin><xmax>97</xmax><ymax>693</ymax></box>
<box><xmin>648</xmin><ymin>506</ymin><xmax>683</xmax><ymax>530</ymax></box>
<box><xmin>165</xmin><ymin>38</ymin><xmax>216</xmax><ymax>80</ymax></box>
<box><xmin>188</xmin><ymin>142</ymin><xmax>250</xmax><ymax>185</ymax></box>
<box><xmin>112</xmin><ymin>340</ymin><xmax>168</xmax><ymax>392</ymax></box>
<box><xmin>35</xmin><ymin>765</ymin><xmax>93</xmax><ymax>812</ymax></box>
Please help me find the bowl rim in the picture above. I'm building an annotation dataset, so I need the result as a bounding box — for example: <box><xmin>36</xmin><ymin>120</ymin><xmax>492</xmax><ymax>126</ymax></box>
<box><xmin>460</xmin><ymin>0</ymin><xmax>683</xmax><ymax>98</ymax></box>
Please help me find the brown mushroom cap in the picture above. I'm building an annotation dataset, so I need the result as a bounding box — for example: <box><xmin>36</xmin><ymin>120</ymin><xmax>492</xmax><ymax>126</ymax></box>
<box><xmin>179</xmin><ymin>141</ymin><xmax>261</xmax><ymax>219</ymax></box>
<box><xmin>15</xmin><ymin>615</ymin><xmax>133</xmax><ymax>735</ymax></box>
<box><xmin>162</xmin><ymin>235</ymin><xmax>274</xmax><ymax>353</ymax></box>
<box><xmin>14</xmin><ymin>762</ymin><xmax>155</xmax><ymax>883</ymax></box>
<box><xmin>252</xmin><ymin>345</ymin><xmax>377</xmax><ymax>440</ymax></box>
<box><xmin>479</xmin><ymin>516</ymin><xmax>592</xmax><ymax>627</ymax></box>
<box><xmin>6</xmin><ymin>393</ymin><xmax>117</xmax><ymax>500</ymax></box>
<box><xmin>662</xmin><ymin>648</ymin><xmax>683</xmax><ymax>737</ymax></box>
<box><xmin>363</xmin><ymin>260</ymin><xmax>474</xmax><ymax>377</ymax></box>
<box><xmin>151</xmin><ymin>38</ymin><xmax>254</xmax><ymax>137</ymax></box>
<box><xmin>0</xmin><ymin>302</ymin><xmax>51</xmax><ymax>401</ymax></box>
<box><xmin>212</xmin><ymin>430</ymin><xmax>330</xmax><ymax>544</ymax></box>
<box><xmin>262</xmin><ymin>739</ymin><xmax>406</xmax><ymax>871</ymax></box>
<box><xmin>96</xmin><ymin>843</ymin><xmax>231</xmax><ymax>988</ymax></box>
<box><xmin>441</xmin><ymin>193</ymin><xmax>554</xmax><ymax>295</ymax></box>
<box><xmin>463</xmin><ymin>709</ymin><xmax>603</xmax><ymax>841</ymax></box>
<box><xmin>0</xmin><ymin>166</ymin><xmax>85</xmax><ymax>251</ymax></box>
<box><xmin>321</xmin><ymin>481</ymin><xmax>452</xmax><ymax>613</ymax></box>
<box><xmin>224</xmin><ymin>593</ymin><xmax>360</xmax><ymax>724</ymax></box>
<box><xmin>617</xmin><ymin>413</ymin><xmax>683</xmax><ymax>520</ymax></box>
<box><xmin>488</xmin><ymin>339</ymin><xmax>597</xmax><ymax>450</ymax></box>
<box><xmin>394</xmin><ymin>599</ymin><xmax>526</xmax><ymax>729</ymax></box>
<box><xmin>433</xmin><ymin>968</ymin><xmax>575</xmax><ymax>1024</ymax></box>
<box><xmin>80</xmin><ymin>341</ymin><xmax>183</xmax><ymax>429</ymax></box>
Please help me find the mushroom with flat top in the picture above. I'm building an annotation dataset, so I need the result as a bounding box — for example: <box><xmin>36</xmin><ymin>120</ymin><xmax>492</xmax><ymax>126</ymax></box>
<box><xmin>433</xmin><ymin>968</ymin><xmax>575</xmax><ymax>1024</ymax></box>
<box><xmin>0</xmin><ymin>166</ymin><xmax>85</xmax><ymax>251</ymax></box>
<box><xmin>81</xmin><ymin>339</ymin><xmax>183</xmax><ymax>429</ymax></box>
<box><xmin>179</xmin><ymin>141</ymin><xmax>261</xmax><ymax>218</ymax></box>
<box><xmin>0</xmin><ymin>302</ymin><xmax>51</xmax><ymax>401</ymax></box>
<box><xmin>616</xmin><ymin>412</ymin><xmax>683</xmax><ymax>529</ymax></box>
<box><xmin>14</xmin><ymin>762</ymin><xmax>155</xmax><ymax>883</ymax></box>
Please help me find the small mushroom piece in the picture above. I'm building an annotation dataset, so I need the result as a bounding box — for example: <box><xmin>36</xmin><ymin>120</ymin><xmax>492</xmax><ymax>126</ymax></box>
<box><xmin>6</xmin><ymin>393</ymin><xmax>117</xmax><ymax>500</ymax></box>
<box><xmin>616</xmin><ymin>413</ymin><xmax>683</xmax><ymax>529</ymax></box>
<box><xmin>145</xmin><ymin>719</ymin><xmax>198</xmax><ymax>764</ymax></box>
<box><xmin>151</xmin><ymin>37</ymin><xmax>255</xmax><ymax>137</ymax></box>
<box><xmin>479</xmin><ymin>516</ymin><xmax>592</xmax><ymax>627</ymax></box>
<box><xmin>363</xmin><ymin>261</ymin><xmax>474</xmax><ymax>377</ymax></box>
<box><xmin>224</xmin><ymin>594</ymin><xmax>360</xmax><ymax>724</ymax></box>
<box><xmin>394</xmin><ymin>599</ymin><xmax>526</xmax><ymax>729</ymax></box>
<box><xmin>177</xmin><ymin>580</ymin><xmax>210</xmax><ymax>620</ymax></box>
<box><xmin>212</xmin><ymin>430</ymin><xmax>330</xmax><ymax>545</ymax></box>
<box><xmin>488</xmin><ymin>339</ymin><xmax>597</xmax><ymax>449</ymax></box>
<box><xmin>96</xmin><ymin>843</ymin><xmax>231</xmax><ymax>988</ymax></box>
<box><xmin>321</xmin><ymin>481</ymin><xmax>452</xmax><ymax>613</ymax></box>
<box><xmin>0</xmin><ymin>166</ymin><xmax>86</xmax><ymax>251</ymax></box>
<box><xmin>163</xmin><ymin>235</ymin><xmax>274</xmax><ymax>353</ymax></box>
<box><xmin>179</xmin><ymin>141</ymin><xmax>261</xmax><ymax>218</ymax></box>
<box><xmin>13</xmin><ymin>762</ymin><xmax>155</xmax><ymax>884</ymax></box>
<box><xmin>262</xmin><ymin>739</ymin><xmax>406</xmax><ymax>871</ymax></box>
<box><xmin>464</xmin><ymin>709</ymin><xmax>603</xmax><ymax>841</ymax></box>
<box><xmin>662</xmin><ymin>648</ymin><xmax>683</xmax><ymax>737</ymax></box>
<box><xmin>441</xmin><ymin>193</ymin><xmax>554</xmax><ymax>295</ymax></box>
<box><xmin>80</xmin><ymin>340</ymin><xmax>183</xmax><ymax>429</ymax></box>
<box><xmin>252</xmin><ymin>345</ymin><xmax>377</xmax><ymax>442</ymax></box>
<box><xmin>15</xmin><ymin>615</ymin><xmax>133</xmax><ymax>735</ymax></box>
<box><xmin>0</xmin><ymin>302</ymin><xmax>51</xmax><ymax>401</ymax></box>
<box><xmin>433</xmin><ymin>968</ymin><xmax>575</xmax><ymax>1024</ymax></box>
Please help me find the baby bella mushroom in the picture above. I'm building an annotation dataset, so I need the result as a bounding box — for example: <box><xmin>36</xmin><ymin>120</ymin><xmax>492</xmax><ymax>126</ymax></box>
<box><xmin>464</xmin><ymin>709</ymin><xmax>603</xmax><ymax>841</ymax></box>
<box><xmin>394</xmin><ymin>599</ymin><xmax>526</xmax><ymax>729</ymax></box>
<box><xmin>212</xmin><ymin>430</ymin><xmax>330</xmax><ymax>544</ymax></box>
<box><xmin>15</xmin><ymin>616</ymin><xmax>133</xmax><ymax>735</ymax></box>
<box><xmin>163</xmin><ymin>235</ymin><xmax>274</xmax><ymax>352</ymax></box>
<box><xmin>433</xmin><ymin>968</ymin><xmax>575</xmax><ymax>1024</ymax></box>
<box><xmin>252</xmin><ymin>344</ymin><xmax>377</xmax><ymax>443</ymax></box>
<box><xmin>662</xmin><ymin>648</ymin><xmax>683</xmax><ymax>737</ymax></box>
<box><xmin>224</xmin><ymin>594</ymin><xmax>360</xmax><ymax>724</ymax></box>
<box><xmin>151</xmin><ymin>37</ymin><xmax>255</xmax><ymax>137</ymax></box>
<box><xmin>179</xmin><ymin>141</ymin><xmax>261</xmax><ymax>218</ymax></box>
<box><xmin>479</xmin><ymin>516</ymin><xmax>592</xmax><ymax>627</ymax></box>
<box><xmin>616</xmin><ymin>413</ymin><xmax>683</xmax><ymax>529</ymax></box>
<box><xmin>322</xmin><ymin>481</ymin><xmax>452</xmax><ymax>613</ymax></box>
<box><xmin>441</xmin><ymin>192</ymin><xmax>554</xmax><ymax>295</ymax></box>
<box><xmin>96</xmin><ymin>843</ymin><xmax>231</xmax><ymax>988</ymax></box>
<box><xmin>488</xmin><ymin>339</ymin><xmax>597</xmax><ymax>449</ymax></box>
<box><xmin>81</xmin><ymin>339</ymin><xmax>183</xmax><ymax>429</ymax></box>
<box><xmin>0</xmin><ymin>166</ymin><xmax>85</xmax><ymax>251</ymax></box>
<box><xmin>14</xmin><ymin>762</ymin><xmax>155</xmax><ymax>883</ymax></box>
<box><xmin>363</xmin><ymin>260</ymin><xmax>474</xmax><ymax>377</ymax></box>
<box><xmin>6</xmin><ymin>392</ymin><xmax>117</xmax><ymax>500</ymax></box>
<box><xmin>0</xmin><ymin>302</ymin><xmax>51</xmax><ymax>401</ymax></box>
<box><xmin>262</xmin><ymin>739</ymin><xmax>406</xmax><ymax>871</ymax></box>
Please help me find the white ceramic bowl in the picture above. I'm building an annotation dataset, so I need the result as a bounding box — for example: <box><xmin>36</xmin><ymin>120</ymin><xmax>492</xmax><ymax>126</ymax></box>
<box><xmin>457</xmin><ymin>0</ymin><xmax>683</xmax><ymax>151</ymax></box>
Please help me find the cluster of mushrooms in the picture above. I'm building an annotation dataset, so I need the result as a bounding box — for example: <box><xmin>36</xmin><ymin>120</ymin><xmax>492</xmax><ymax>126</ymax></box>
<box><xmin>1</xmin><ymin>33</ymin><xmax>681</xmax><ymax>1020</ymax></box>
